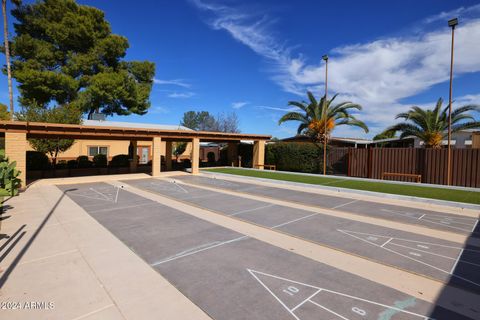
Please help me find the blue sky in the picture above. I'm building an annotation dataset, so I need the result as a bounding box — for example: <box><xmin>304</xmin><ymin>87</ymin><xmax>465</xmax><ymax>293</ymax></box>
<box><xmin>1</xmin><ymin>0</ymin><xmax>480</xmax><ymax>138</ymax></box>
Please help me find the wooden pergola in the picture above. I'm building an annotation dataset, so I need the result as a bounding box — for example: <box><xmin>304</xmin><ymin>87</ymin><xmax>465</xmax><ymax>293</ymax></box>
<box><xmin>0</xmin><ymin>121</ymin><xmax>271</xmax><ymax>187</ymax></box>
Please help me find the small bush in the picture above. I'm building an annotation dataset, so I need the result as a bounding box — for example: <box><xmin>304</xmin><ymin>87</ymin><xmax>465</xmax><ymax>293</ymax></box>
<box><xmin>109</xmin><ymin>154</ymin><xmax>130</xmax><ymax>167</ymax></box>
<box><xmin>77</xmin><ymin>155</ymin><xmax>93</xmax><ymax>168</ymax></box>
<box><xmin>207</xmin><ymin>151</ymin><xmax>216</xmax><ymax>163</ymax></box>
<box><xmin>67</xmin><ymin>160</ymin><xmax>77</xmax><ymax>169</ymax></box>
<box><xmin>56</xmin><ymin>160</ymin><xmax>68</xmax><ymax>169</ymax></box>
<box><xmin>26</xmin><ymin>151</ymin><xmax>50</xmax><ymax>170</ymax></box>
<box><xmin>182</xmin><ymin>159</ymin><xmax>191</xmax><ymax>168</ymax></box>
<box><xmin>266</xmin><ymin>142</ymin><xmax>324</xmax><ymax>173</ymax></box>
<box><xmin>93</xmin><ymin>154</ymin><xmax>107</xmax><ymax>167</ymax></box>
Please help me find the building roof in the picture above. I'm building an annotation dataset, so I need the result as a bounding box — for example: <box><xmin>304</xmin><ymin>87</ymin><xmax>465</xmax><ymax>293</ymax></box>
<box><xmin>0</xmin><ymin>120</ymin><xmax>271</xmax><ymax>142</ymax></box>
<box><xmin>83</xmin><ymin>119</ymin><xmax>193</xmax><ymax>131</ymax></box>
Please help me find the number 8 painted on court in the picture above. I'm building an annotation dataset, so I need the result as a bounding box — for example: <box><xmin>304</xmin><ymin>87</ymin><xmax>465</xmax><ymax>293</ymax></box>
<box><xmin>352</xmin><ymin>307</ymin><xmax>366</xmax><ymax>316</ymax></box>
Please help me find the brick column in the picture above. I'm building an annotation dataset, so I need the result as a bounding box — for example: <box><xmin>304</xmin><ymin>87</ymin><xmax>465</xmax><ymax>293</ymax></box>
<box><xmin>253</xmin><ymin>140</ymin><xmax>265</xmax><ymax>170</ymax></box>
<box><xmin>5</xmin><ymin>132</ymin><xmax>27</xmax><ymax>188</ymax></box>
<box><xmin>152</xmin><ymin>137</ymin><xmax>162</xmax><ymax>176</ymax></box>
<box><xmin>129</xmin><ymin>140</ymin><xmax>138</xmax><ymax>173</ymax></box>
<box><xmin>165</xmin><ymin>141</ymin><xmax>173</xmax><ymax>171</ymax></box>
<box><xmin>191</xmin><ymin>138</ymin><xmax>200</xmax><ymax>174</ymax></box>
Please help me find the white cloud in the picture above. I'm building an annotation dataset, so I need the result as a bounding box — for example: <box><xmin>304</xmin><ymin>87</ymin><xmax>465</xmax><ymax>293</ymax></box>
<box><xmin>149</xmin><ymin>106</ymin><xmax>169</xmax><ymax>114</ymax></box>
<box><xmin>153</xmin><ymin>78</ymin><xmax>191</xmax><ymax>88</ymax></box>
<box><xmin>191</xmin><ymin>1</ymin><xmax>480</xmax><ymax>137</ymax></box>
<box><xmin>256</xmin><ymin>105</ymin><xmax>300</xmax><ymax>112</ymax></box>
<box><xmin>167</xmin><ymin>92</ymin><xmax>196</xmax><ymax>98</ymax></box>
<box><xmin>232</xmin><ymin>101</ymin><xmax>248</xmax><ymax>109</ymax></box>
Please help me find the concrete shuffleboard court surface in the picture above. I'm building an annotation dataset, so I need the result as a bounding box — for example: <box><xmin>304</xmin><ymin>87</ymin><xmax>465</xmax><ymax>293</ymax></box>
<box><xmin>58</xmin><ymin>182</ymin><xmax>469</xmax><ymax>320</ymax></box>
<box><xmin>175</xmin><ymin>175</ymin><xmax>480</xmax><ymax>237</ymax></box>
<box><xmin>123</xmin><ymin>178</ymin><xmax>480</xmax><ymax>293</ymax></box>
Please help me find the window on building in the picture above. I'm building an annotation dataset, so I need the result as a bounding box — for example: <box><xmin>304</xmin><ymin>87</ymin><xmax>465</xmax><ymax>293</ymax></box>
<box><xmin>88</xmin><ymin>146</ymin><xmax>108</xmax><ymax>157</ymax></box>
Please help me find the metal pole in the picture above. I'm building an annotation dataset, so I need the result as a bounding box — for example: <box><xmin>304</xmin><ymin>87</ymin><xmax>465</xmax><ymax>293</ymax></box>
<box><xmin>323</xmin><ymin>56</ymin><xmax>328</xmax><ymax>175</ymax></box>
<box><xmin>447</xmin><ymin>18</ymin><xmax>457</xmax><ymax>186</ymax></box>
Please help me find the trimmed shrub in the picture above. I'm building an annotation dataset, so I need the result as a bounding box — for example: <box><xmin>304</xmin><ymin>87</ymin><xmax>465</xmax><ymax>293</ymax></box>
<box><xmin>207</xmin><ymin>151</ymin><xmax>216</xmax><ymax>163</ymax></box>
<box><xmin>93</xmin><ymin>154</ymin><xmax>107</xmax><ymax>167</ymax></box>
<box><xmin>266</xmin><ymin>142</ymin><xmax>324</xmax><ymax>173</ymax></box>
<box><xmin>77</xmin><ymin>155</ymin><xmax>93</xmax><ymax>168</ymax></box>
<box><xmin>56</xmin><ymin>160</ymin><xmax>68</xmax><ymax>169</ymax></box>
<box><xmin>67</xmin><ymin>159</ymin><xmax>77</xmax><ymax>169</ymax></box>
<box><xmin>109</xmin><ymin>154</ymin><xmax>130</xmax><ymax>167</ymax></box>
<box><xmin>26</xmin><ymin>151</ymin><xmax>50</xmax><ymax>170</ymax></box>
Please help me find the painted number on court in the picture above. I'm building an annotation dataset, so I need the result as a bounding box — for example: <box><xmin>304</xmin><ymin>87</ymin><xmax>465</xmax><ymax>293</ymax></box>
<box><xmin>282</xmin><ymin>286</ymin><xmax>299</xmax><ymax>296</ymax></box>
<box><xmin>352</xmin><ymin>307</ymin><xmax>366</xmax><ymax>316</ymax></box>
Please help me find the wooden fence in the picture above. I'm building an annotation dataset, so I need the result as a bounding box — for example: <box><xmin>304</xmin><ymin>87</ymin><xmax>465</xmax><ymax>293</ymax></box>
<box><xmin>346</xmin><ymin>148</ymin><xmax>480</xmax><ymax>187</ymax></box>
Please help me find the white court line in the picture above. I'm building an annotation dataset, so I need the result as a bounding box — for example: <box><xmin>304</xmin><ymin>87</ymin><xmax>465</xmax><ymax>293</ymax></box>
<box><xmin>89</xmin><ymin>202</ymin><xmax>157</xmax><ymax>213</ymax></box>
<box><xmin>418</xmin><ymin>214</ymin><xmax>426</xmax><ymax>220</ymax></box>
<box><xmin>388</xmin><ymin>242</ymin><xmax>458</xmax><ymax>260</ymax></box>
<box><xmin>249</xmin><ymin>269</ymin><xmax>431</xmax><ymax>319</ymax></box>
<box><xmin>229</xmin><ymin>204</ymin><xmax>275</xmax><ymax>217</ymax></box>
<box><xmin>382</xmin><ymin>209</ymin><xmax>471</xmax><ymax>231</ymax></box>
<box><xmin>272</xmin><ymin>212</ymin><xmax>321</xmax><ymax>229</ymax></box>
<box><xmin>451</xmin><ymin>249</ymin><xmax>465</xmax><ymax>273</ymax></box>
<box><xmin>171</xmin><ymin>181</ymin><xmax>189</xmax><ymax>193</ymax></box>
<box><xmin>338</xmin><ymin>229</ymin><xmax>480</xmax><ymax>253</ymax></box>
<box><xmin>471</xmin><ymin>219</ymin><xmax>479</xmax><ymax>233</ymax></box>
<box><xmin>114</xmin><ymin>186</ymin><xmax>121</xmax><ymax>203</ymax></box>
<box><xmin>247</xmin><ymin>269</ymin><xmax>300</xmax><ymax>320</ymax></box>
<box><xmin>151</xmin><ymin>236</ymin><xmax>248</xmax><ymax>266</ymax></box>
<box><xmin>290</xmin><ymin>289</ymin><xmax>321</xmax><ymax>312</ymax></box>
<box><xmin>89</xmin><ymin>187</ymin><xmax>113</xmax><ymax>201</ymax></box>
<box><xmin>67</xmin><ymin>192</ymin><xmax>113</xmax><ymax>202</ymax></box>
<box><xmin>308</xmin><ymin>300</ymin><xmax>349</xmax><ymax>320</ymax></box>
<box><xmin>380</xmin><ymin>238</ymin><xmax>393</xmax><ymax>248</ymax></box>
<box><xmin>339</xmin><ymin>229</ymin><xmax>480</xmax><ymax>288</ymax></box>
<box><xmin>330</xmin><ymin>199</ymin><xmax>358</xmax><ymax>210</ymax></box>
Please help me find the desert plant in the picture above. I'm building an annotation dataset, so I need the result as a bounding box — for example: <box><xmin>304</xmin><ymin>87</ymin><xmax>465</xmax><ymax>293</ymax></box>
<box><xmin>0</xmin><ymin>154</ymin><xmax>21</xmax><ymax>196</ymax></box>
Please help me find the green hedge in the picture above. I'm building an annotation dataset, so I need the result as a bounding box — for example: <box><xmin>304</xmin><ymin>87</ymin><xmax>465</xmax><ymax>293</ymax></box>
<box><xmin>266</xmin><ymin>142</ymin><xmax>324</xmax><ymax>173</ymax></box>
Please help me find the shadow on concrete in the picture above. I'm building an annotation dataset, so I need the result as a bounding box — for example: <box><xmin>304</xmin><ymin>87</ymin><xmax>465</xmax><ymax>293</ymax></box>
<box><xmin>0</xmin><ymin>191</ymin><xmax>67</xmax><ymax>288</ymax></box>
<box><xmin>428</xmin><ymin>219</ymin><xmax>480</xmax><ymax>319</ymax></box>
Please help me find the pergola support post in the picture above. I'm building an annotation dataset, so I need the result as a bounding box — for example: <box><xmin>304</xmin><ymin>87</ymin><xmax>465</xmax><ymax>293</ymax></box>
<box><xmin>5</xmin><ymin>132</ymin><xmax>27</xmax><ymax>188</ymax></box>
<box><xmin>253</xmin><ymin>140</ymin><xmax>265</xmax><ymax>170</ymax></box>
<box><xmin>191</xmin><ymin>138</ymin><xmax>200</xmax><ymax>174</ymax></box>
<box><xmin>165</xmin><ymin>141</ymin><xmax>173</xmax><ymax>171</ymax></box>
<box><xmin>129</xmin><ymin>140</ymin><xmax>138</xmax><ymax>173</ymax></box>
<box><xmin>152</xmin><ymin>136</ymin><xmax>162</xmax><ymax>176</ymax></box>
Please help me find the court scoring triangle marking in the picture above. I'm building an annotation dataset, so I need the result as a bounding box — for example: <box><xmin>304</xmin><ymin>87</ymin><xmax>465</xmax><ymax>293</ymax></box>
<box><xmin>248</xmin><ymin>269</ymin><xmax>432</xmax><ymax>320</ymax></box>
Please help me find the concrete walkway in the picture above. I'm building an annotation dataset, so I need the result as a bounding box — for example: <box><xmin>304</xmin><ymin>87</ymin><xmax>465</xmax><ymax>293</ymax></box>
<box><xmin>0</xmin><ymin>180</ymin><xmax>211</xmax><ymax>320</ymax></box>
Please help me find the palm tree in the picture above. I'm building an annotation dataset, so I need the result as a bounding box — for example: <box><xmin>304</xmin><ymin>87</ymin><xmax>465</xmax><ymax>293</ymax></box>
<box><xmin>2</xmin><ymin>0</ymin><xmax>21</xmax><ymax>119</ymax></box>
<box><xmin>278</xmin><ymin>91</ymin><xmax>369</xmax><ymax>143</ymax></box>
<box><xmin>386</xmin><ymin>98</ymin><xmax>480</xmax><ymax>148</ymax></box>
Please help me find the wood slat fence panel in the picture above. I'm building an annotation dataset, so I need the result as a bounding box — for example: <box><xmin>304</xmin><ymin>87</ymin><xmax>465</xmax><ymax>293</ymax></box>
<box><xmin>347</xmin><ymin>148</ymin><xmax>480</xmax><ymax>187</ymax></box>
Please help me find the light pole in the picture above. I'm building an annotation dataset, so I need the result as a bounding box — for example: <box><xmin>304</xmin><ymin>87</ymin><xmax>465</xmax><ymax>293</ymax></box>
<box><xmin>447</xmin><ymin>18</ymin><xmax>458</xmax><ymax>186</ymax></box>
<box><xmin>322</xmin><ymin>55</ymin><xmax>328</xmax><ymax>176</ymax></box>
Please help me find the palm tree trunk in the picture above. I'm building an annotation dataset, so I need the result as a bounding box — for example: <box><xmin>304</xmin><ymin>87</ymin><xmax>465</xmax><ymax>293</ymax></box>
<box><xmin>2</xmin><ymin>0</ymin><xmax>14</xmax><ymax>119</ymax></box>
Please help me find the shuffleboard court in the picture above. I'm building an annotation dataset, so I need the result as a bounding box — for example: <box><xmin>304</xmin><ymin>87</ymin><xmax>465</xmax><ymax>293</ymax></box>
<box><xmin>173</xmin><ymin>175</ymin><xmax>480</xmax><ymax>236</ymax></box>
<box><xmin>58</xmin><ymin>182</ymin><xmax>470</xmax><ymax>320</ymax></box>
<box><xmin>124</xmin><ymin>178</ymin><xmax>480</xmax><ymax>293</ymax></box>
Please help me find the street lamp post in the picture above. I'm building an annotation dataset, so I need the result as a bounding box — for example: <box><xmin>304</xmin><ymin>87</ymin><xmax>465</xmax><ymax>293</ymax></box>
<box><xmin>322</xmin><ymin>55</ymin><xmax>328</xmax><ymax>176</ymax></box>
<box><xmin>447</xmin><ymin>18</ymin><xmax>458</xmax><ymax>186</ymax></box>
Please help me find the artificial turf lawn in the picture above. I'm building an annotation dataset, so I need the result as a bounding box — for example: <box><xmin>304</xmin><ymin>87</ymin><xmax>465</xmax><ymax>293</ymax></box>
<box><xmin>205</xmin><ymin>168</ymin><xmax>480</xmax><ymax>205</ymax></box>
